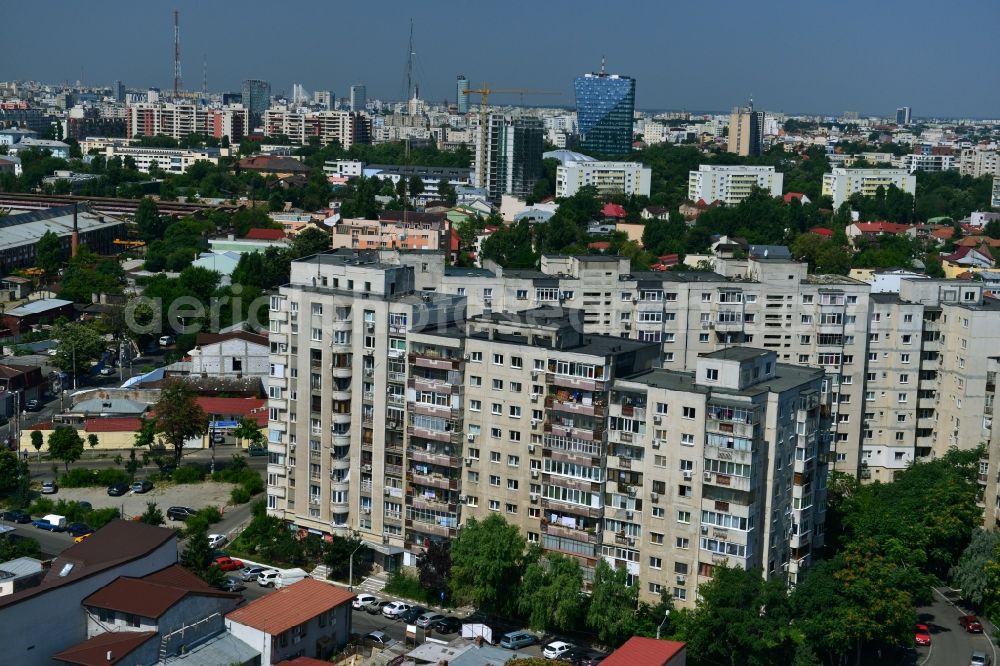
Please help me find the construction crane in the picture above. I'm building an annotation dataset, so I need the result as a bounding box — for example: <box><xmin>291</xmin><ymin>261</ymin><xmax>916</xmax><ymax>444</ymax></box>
<box><xmin>464</xmin><ymin>83</ymin><xmax>561</xmax><ymax>188</ymax></box>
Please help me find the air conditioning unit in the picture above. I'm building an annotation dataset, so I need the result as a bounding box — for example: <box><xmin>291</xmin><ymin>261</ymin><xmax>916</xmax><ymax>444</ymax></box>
<box><xmin>701</xmin><ymin>526</ymin><xmax>709</xmax><ymax>535</ymax></box>
<box><xmin>361</xmin><ymin>508</ymin><xmax>371</xmax><ymax>515</ymax></box>
<box><xmin>530</xmin><ymin>419</ymin><xmax>539</xmax><ymax>426</ymax></box>
<box><xmin>384</xmin><ymin>488</ymin><xmax>392</xmax><ymax>496</ymax></box>
<box><xmin>366</xmin><ymin>323</ymin><xmax>375</xmax><ymax>333</ymax></box>
<box><xmin>458</xmin><ymin>495</ymin><xmax>467</xmax><ymax>503</ymax></box>
<box><xmin>289</xmin><ymin>443</ymin><xmax>296</xmax><ymax>452</ymax></box>
<box><xmin>652</xmin><ymin>439</ymin><xmax>661</xmax><ymax>449</ymax></box>
<box><xmin>531</xmin><ymin>470</ymin><xmax>539</xmax><ymax>478</ymax></box>
<box><xmin>704</xmin><ymin>471</ymin><xmax>713</xmax><ymax>481</ymax></box>
<box><xmin>527</xmin><ymin>444</ymin><xmax>535</xmax><ymax>454</ymax></box>
<box><xmin>650</xmin><ymin>492</ymin><xmax>659</xmax><ymax>502</ymax></box>
<box><xmin>465</xmin><ymin>458</ymin><xmax>473</xmax><ymax>466</ymax></box>
<box><xmin>653</xmin><ymin>415</ymin><xmax>662</xmax><ymax>424</ymax></box>
<box><xmin>676</xmin><ymin>575</ymin><xmax>686</xmax><ymax>585</ymax></box>
<box><xmin>529</xmin><ymin>492</ymin><xmax>539</xmax><ymax>503</ymax></box>
<box><xmin>467</xmin><ymin>433</ymin><xmax>476</xmax><ymax>442</ymax></box>
<box><xmin>463</xmin><ymin>355</ymin><xmax>470</xmax><ymax>361</ymax></box>
<box><xmin>627</xmin><ymin>486</ymin><xmax>638</xmax><ymax>498</ymax></box>
<box><xmin>530</xmin><ymin>393</ymin><xmax>539</xmax><ymax>402</ymax></box>
<box><xmin>626</xmin><ymin>536</ymin><xmax>636</xmax><ymax>546</ymax></box>
<box><xmin>625</xmin><ymin>510</ymin><xmax>634</xmax><ymax>520</ymax></box>
<box><xmin>683</xmin><ymin>470</ymin><xmax>693</xmax><ymax>480</ymax></box>
<box><xmin>531</xmin><ymin>371</ymin><xmax>539</xmax><ymax>380</ymax></box>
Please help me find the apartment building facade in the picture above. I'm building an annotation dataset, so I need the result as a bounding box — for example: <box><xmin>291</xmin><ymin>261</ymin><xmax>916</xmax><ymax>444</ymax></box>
<box><xmin>102</xmin><ymin>144</ymin><xmax>222</xmax><ymax>173</ymax></box>
<box><xmin>262</xmin><ymin>108</ymin><xmax>372</xmax><ymax>150</ymax></box>
<box><xmin>821</xmin><ymin>168</ymin><xmax>917</xmax><ymax>208</ymax></box>
<box><xmin>687</xmin><ymin>165</ymin><xmax>784</xmax><ymax>206</ymax></box>
<box><xmin>472</xmin><ymin>113</ymin><xmax>544</xmax><ymax>202</ymax></box>
<box><xmin>555</xmin><ymin>161</ymin><xmax>652</xmax><ymax>198</ymax></box>
<box><xmin>125</xmin><ymin>103</ymin><xmax>248</xmax><ymax>142</ymax></box>
<box><xmin>958</xmin><ymin>148</ymin><xmax>1000</xmax><ymax>178</ymax></box>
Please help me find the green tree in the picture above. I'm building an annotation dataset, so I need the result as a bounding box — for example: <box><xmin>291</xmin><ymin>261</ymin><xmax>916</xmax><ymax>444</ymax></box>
<box><xmin>134</xmin><ymin>197</ymin><xmax>167</xmax><ymax>241</ymax></box>
<box><xmin>586</xmin><ymin>559</ymin><xmax>638</xmax><ymax>647</ymax></box>
<box><xmin>951</xmin><ymin>529</ymin><xmax>1000</xmax><ymax>607</ymax></box>
<box><xmin>437</xmin><ymin>178</ymin><xmax>457</xmax><ymax>206</ymax></box>
<box><xmin>0</xmin><ymin>533</ymin><xmax>41</xmax><ymax>561</ymax></box>
<box><xmin>51</xmin><ymin>322</ymin><xmax>105</xmax><ymax>380</ymax></box>
<box><xmin>288</xmin><ymin>227</ymin><xmax>331</xmax><ymax>259</ymax></box>
<box><xmin>180</xmin><ymin>521</ymin><xmax>225</xmax><ymax>586</ymax></box>
<box><xmin>416</xmin><ymin>539</ymin><xmax>452</xmax><ymax>602</ymax></box>
<box><xmin>0</xmin><ymin>449</ymin><xmax>27</xmax><ymax>492</ymax></box>
<box><xmin>151</xmin><ymin>381</ymin><xmax>209</xmax><ymax>464</ymax></box>
<box><xmin>87</xmin><ymin>433</ymin><xmax>99</xmax><ymax>449</ymax></box>
<box><xmin>517</xmin><ymin>550</ymin><xmax>584</xmax><ymax>632</ymax></box>
<box><xmin>30</xmin><ymin>430</ymin><xmax>44</xmax><ymax>454</ymax></box>
<box><xmin>139</xmin><ymin>502</ymin><xmax>165</xmax><ymax>526</ymax></box>
<box><xmin>36</xmin><ymin>230</ymin><xmax>64</xmax><ymax>273</ymax></box>
<box><xmin>450</xmin><ymin>514</ymin><xmax>527</xmax><ymax>616</ymax></box>
<box><xmin>480</xmin><ymin>220</ymin><xmax>536</xmax><ymax>269</ymax></box>
<box><xmin>686</xmin><ymin>565</ymin><xmax>797</xmax><ymax>666</ymax></box>
<box><xmin>408</xmin><ymin>175</ymin><xmax>424</xmax><ymax>197</ymax></box>
<box><xmin>233</xmin><ymin>416</ymin><xmax>265</xmax><ymax>448</ymax></box>
<box><xmin>323</xmin><ymin>534</ymin><xmax>372</xmax><ymax>582</ymax></box>
<box><xmin>47</xmin><ymin>425</ymin><xmax>85</xmax><ymax>472</ymax></box>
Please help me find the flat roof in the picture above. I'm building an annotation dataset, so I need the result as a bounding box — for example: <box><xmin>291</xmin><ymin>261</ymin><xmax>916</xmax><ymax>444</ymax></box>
<box><xmin>5</xmin><ymin>298</ymin><xmax>73</xmax><ymax>317</ymax></box>
<box><xmin>701</xmin><ymin>347</ymin><xmax>772</xmax><ymax>362</ymax></box>
<box><xmin>0</xmin><ymin>206</ymin><xmax>125</xmax><ymax>252</ymax></box>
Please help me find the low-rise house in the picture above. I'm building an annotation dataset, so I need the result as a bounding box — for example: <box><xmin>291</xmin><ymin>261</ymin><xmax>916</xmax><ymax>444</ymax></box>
<box><xmin>187</xmin><ymin>330</ymin><xmax>270</xmax><ymax>379</ymax></box>
<box><xmin>2</xmin><ymin>298</ymin><xmax>76</xmax><ymax>336</ymax></box>
<box><xmin>942</xmin><ymin>245</ymin><xmax>995</xmax><ymax>278</ymax></box>
<box><xmin>225</xmin><ymin>578</ymin><xmax>355</xmax><ymax>666</ymax></box>
<box><xmin>846</xmin><ymin>221</ymin><xmax>913</xmax><ymax>245</ymax></box>
<box><xmin>0</xmin><ymin>556</ymin><xmax>45</xmax><ymax>596</ymax></box>
<box><xmin>601</xmin><ymin>637</ymin><xmax>687</xmax><ymax>666</ymax></box>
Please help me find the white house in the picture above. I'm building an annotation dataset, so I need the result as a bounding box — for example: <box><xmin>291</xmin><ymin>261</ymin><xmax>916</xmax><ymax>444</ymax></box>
<box><xmin>188</xmin><ymin>330</ymin><xmax>270</xmax><ymax>379</ymax></box>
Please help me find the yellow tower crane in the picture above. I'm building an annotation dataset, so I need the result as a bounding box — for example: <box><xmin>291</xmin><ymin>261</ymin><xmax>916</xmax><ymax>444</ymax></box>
<box><xmin>464</xmin><ymin>84</ymin><xmax>561</xmax><ymax>189</ymax></box>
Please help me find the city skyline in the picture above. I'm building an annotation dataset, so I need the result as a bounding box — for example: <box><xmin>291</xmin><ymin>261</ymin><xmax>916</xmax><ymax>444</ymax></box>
<box><xmin>4</xmin><ymin>0</ymin><xmax>999</xmax><ymax>118</ymax></box>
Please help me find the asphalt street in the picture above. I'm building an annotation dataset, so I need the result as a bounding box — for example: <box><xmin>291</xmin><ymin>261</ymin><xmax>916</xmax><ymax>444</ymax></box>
<box><xmin>917</xmin><ymin>588</ymin><xmax>997</xmax><ymax>666</ymax></box>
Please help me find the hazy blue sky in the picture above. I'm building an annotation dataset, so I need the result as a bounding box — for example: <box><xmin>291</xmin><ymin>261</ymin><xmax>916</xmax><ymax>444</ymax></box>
<box><xmin>5</xmin><ymin>1</ymin><xmax>998</xmax><ymax>117</ymax></box>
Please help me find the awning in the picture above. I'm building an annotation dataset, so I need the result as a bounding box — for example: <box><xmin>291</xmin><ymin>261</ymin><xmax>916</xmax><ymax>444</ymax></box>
<box><xmin>363</xmin><ymin>538</ymin><xmax>404</xmax><ymax>556</ymax></box>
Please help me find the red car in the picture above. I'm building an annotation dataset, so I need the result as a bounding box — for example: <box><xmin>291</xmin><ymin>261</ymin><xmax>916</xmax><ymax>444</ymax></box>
<box><xmin>959</xmin><ymin>615</ymin><xmax>984</xmax><ymax>633</ymax></box>
<box><xmin>213</xmin><ymin>556</ymin><xmax>245</xmax><ymax>571</ymax></box>
<box><xmin>915</xmin><ymin>624</ymin><xmax>932</xmax><ymax>646</ymax></box>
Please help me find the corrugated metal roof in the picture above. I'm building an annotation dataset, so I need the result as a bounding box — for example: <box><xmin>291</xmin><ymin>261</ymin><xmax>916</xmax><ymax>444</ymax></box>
<box><xmin>5</xmin><ymin>298</ymin><xmax>73</xmax><ymax>317</ymax></box>
<box><xmin>0</xmin><ymin>205</ymin><xmax>125</xmax><ymax>251</ymax></box>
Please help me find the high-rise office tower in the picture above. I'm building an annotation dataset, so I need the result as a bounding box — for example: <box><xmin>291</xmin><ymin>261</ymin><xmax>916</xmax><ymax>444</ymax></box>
<box><xmin>574</xmin><ymin>63</ymin><xmax>635</xmax><ymax>155</ymax></box>
<box><xmin>895</xmin><ymin>106</ymin><xmax>912</xmax><ymax>125</ymax></box>
<box><xmin>728</xmin><ymin>101</ymin><xmax>764</xmax><ymax>157</ymax></box>
<box><xmin>241</xmin><ymin>79</ymin><xmax>271</xmax><ymax>128</ymax></box>
<box><xmin>114</xmin><ymin>80</ymin><xmax>125</xmax><ymax>103</ymax></box>
<box><xmin>350</xmin><ymin>85</ymin><xmax>367</xmax><ymax>112</ymax></box>
<box><xmin>313</xmin><ymin>90</ymin><xmax>333</xmax><ymax>111</ymax></box>
<box><xmin>473</xmin><ymin>113</ymin><xmax>544</xmax><ymax>202</ymax></box>
<box><xmin>456</xmin><ymin>75</ymin><xmax>469</xmax><ymax>113</ymax></box>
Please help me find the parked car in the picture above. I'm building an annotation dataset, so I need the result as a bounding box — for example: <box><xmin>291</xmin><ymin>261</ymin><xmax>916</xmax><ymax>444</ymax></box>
<box><xmin>363</xmin><ymin>631</ymin><xmax>393</xmax><ymax>646</ymax></box>
<box><xmin>500</xmin><ymin>631</ymin><xmax>538</xmax><ymax>650</ymax></box>
<box><xmin>240</xmin><ymin>565</ymin><xmax>267</xmax><ymax>582</ymax></box>
<box><xmin>167</xmin><ymin>506</ymin><xmax>197</xmax><ymax>521</ymax></box>
<box><xmin>107</xmin><ymin>483</ymin><xmax>128</xmax><ymax>497</ymax></box>
<box><xmin>959</xmin><ymin>615</ymin><xmax>984</xmax><ymax>633</ymax></box>
<box><xmin>0</xmin><ymin>509</ymin><xmax>31</xmax><ymax>524</ymax></box>
<box><xmin>66</xmin><ymin>522</ymin><xmax>92</xmax><ymax>537</ymax></box>
<box><xmin>544</xmin><ymin>642</ymin><xmax>576</xmax><ymax>660</ymax></box>
<box><xmin>25</xmin><ymin>399</ymin><xmax>41</xmax><ymax>411</ymax></box>
<box><xmin>398</xmin><ymin>606</ymin><xmax>426</xmax><ymax>623</ymax></box>
<box><xmin>207</xmin><ymin>534</ymin><xmax>226</xmax><ymax>548</ymax></box>
<box><xmin>131</xmin><ymin>480</ymin><xmax>153</xmax><ymax>494</ymax></box>
<box><xmin>77</xmin><ymin>501</ymin><xmax>92</xmax><ymax>511</ymax></box>
<box><xmin>31</xmin><ymin>514</ymin><xmax>66</xmax><ymax>532</ymax></box>
<box><xmin>382</xmin><ymin>601</ymin><xmax>410</xmax><ymax>619</ymax></box>
<box><xmin>213</xmin><ymin>556</ymin><xmax>244</xmax><ymax>571</ymax></box>
<box><xmin>211</xmin><ymin>432</ymin><xmax>225</xmax><ymax>445</ymax></box>
<box><xmin>560</xmin><ymin>649</ymin><xmax>606</xmax><ymax>666</ymax></box>
<box><xmin>248</xmin><ymin>445</ymin><xmax>268</xmax><ymax>457</ymax></box>
<box><xmin>432</xmin><ymin>616</ymin><xmax>463</xmax><ymax>634</ymax></box>
<box><xmin>99</xmin><ymin>366</ymin><xmax>115</xmax><ymax>376</ymax></box>
<box><xmin>366</xmin><ymin>600</ymin><xmax>393</xmax><ymax>615</ymax></box>
<box><xmin>257</xmin><ymin>569</ymin><xmax>280</xmax><ymax>587</ymax></box>
<box><xmin>970</xmin><ymin>652</ymin><xmax>991</xmax><ymax>666</ymax></box>
<box><xmin>218</xmin><ymin>576</ymin><xmax>246</xmax><ymax>592</ymax></box>
<box><xmin>40</xmin><ymin>480</ymin><xmax>58</xmax><ymax>494</ymax></box>
<box><xmin>416</xmin><ymin>612</ymin><xmax>445</xmax><ymax>628</ymax></box>
<box><xmin>353</xmin><ymin>594</ymin><xmax>378</xmax><ymax>610</ymax></box>
<box><xmin>915</xmin><ymin>624</ymin><xmax>932</xmax><ymax>646</ymax></box>
<box><xmin>159</xmin><ymin>335</ymin><xmax>175</xmax><ymax>346</ymax></box>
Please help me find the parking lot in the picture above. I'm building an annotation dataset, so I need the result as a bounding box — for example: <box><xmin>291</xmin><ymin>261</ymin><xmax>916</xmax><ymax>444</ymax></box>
<box><xmin>39</xmin><ymin>480</ymin><xmax>238</xmax><ymax>519</ymax></box>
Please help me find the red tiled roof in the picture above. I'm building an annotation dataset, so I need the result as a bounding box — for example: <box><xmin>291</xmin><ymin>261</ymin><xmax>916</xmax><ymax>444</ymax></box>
<box><xmin>853</xmin><ymin>221</ymin><xmax>912</xmax><ymax>234</ymax></box>
<box><xmin>238</xmin><ymin>156</ymin><xmax>310</xmax><ymax>173</ymax></box>
<box><xmin>588</xmin><ymin>241</ymin><xmax>611</xmax><ymax>251</ymax></box>
<box><xmin>226</xmin><ymin>578</ymin><xmax>355</xmax><ymax>636</ymax></box>
<box><xmin>83</xmin><ymin>564</ymin><xmax>236</xmax><ymax>619</ymax></box>
<box><xmin>245</xmin><ymin>227</ymin><xmax>286</xmax><ymax>241</ymax></box>
<box><xmin>943</xmin><ymin>244</ymin><xmax>994</xmax><ymax>263</ymax></box>
<box><xmin>601</xmin><ymin>203</ymin><xmax>627</xmax><ymax>219</ymax></box>
<box><xmin>783</xmin><ymin>192</ymin><xmax>807</xmax><ymax>202</ymax></box>
<box><xmin>84</xmin><ymin>417</ymin><xmax>143</xmax><ymax>433</ymax></box>
<box><xmin>196</xmin><ymin>396</ymin><xmax>265</xmax><ymax>417</ymax></box>
<box><xmin>600</xmin><ymin>637</ymin><xmax>686</xmax><ymax>666</ymax></box>
<box><xmin>957</xmin><ymin>236</ymin><xmax>1000</xmax><ymax>248</ymax></box>
<box><xmin>808</xmin><ymin>227</ymin><xmax>834</xmax><ymax>237</ymax></box>
<box><xmin>930</xmin><ymin>227</ymin><xmax>955</xmax><ymax>239</ymax></box>
<box><xmin>52</xmin><ymin>631</ymin><xmax>158</xmax><ymax>666</ymax></box>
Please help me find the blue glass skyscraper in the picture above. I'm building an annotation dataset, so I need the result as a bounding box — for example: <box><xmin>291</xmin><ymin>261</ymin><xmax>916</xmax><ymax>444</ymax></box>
<box><xmin>574</xmin><ymin>67</ymin><xmax>635</xmax><ymax>156</ymax></box>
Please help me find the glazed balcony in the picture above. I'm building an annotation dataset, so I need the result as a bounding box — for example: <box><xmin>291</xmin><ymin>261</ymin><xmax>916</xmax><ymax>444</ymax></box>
<box><xmin>408</xmin><ymin>351</ymin><xmax>460</xmax><ymax>371</ymax></box>
<box><xmin>406</xmin><ymin>470</ymin><xmax>459</xmax><ymax>490</ymax></box>
<box><xmin>408</xmin><ymin>447</ymin><xmax>460</xmax><ymax>468</ymax></box>
<box><xmin>407</xmin><ymin>425</ymin><xmax>461</xmax><ymax>444</ymax></box>
<box><xmin>546</xmin><ymin>372</ymin><xmax>606</xmax><ymax>393</ymax></box>
<box><xmin>541</xmin><ymin>519</ymin><xmax>600</xmax><ymax>543</ymax></box>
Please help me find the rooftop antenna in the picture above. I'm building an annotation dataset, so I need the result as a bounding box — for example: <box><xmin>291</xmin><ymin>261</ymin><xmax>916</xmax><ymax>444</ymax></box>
<box><xmin>173</xmin><ymin>9</ymin><xmax>182</xmax><ymax>98</ymax></box>
<box><xmin>405</xmin><ymin>19</ymin><xmax>414</xmax><ymax>103</ymax></box>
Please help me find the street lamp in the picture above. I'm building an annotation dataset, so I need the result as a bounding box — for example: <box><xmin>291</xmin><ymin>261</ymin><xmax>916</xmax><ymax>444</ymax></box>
<box><xmin>656</xmin><ymin>609</ymin><xmax>671</xmax><ymax>640</ymax></box>
<box><xmin>348</xmin><ymin>541</ymin><xmax>365</xmax><ymax>591</ymax></box>
<box><xmin>209</xmin><ymin>425</ymin><xmax>216</xmax><ymax>475</ymax></box>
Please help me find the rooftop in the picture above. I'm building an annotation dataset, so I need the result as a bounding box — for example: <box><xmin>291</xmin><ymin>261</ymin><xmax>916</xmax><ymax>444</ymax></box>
<box><xmin>0</xmin><ymin>205</ymin><xmax>125</xmax><ymax>252</ymax></box>
<box><xmin>52</xmin><ymin>630</ymin><xmax>158</xmax><ymax>666</ymax></box>
<box><xmin>600</xmin><ymin>637</ymin><xmax>686</xmax><ymax>666</ymax></box>
<box><xmin>4</xmin><ymin>298</ymin><xmax>73</xmax><ymax>317</ymax></box>
<box><xmin>194</xmin><ymin>329</ymin><xmax>269</xmax><ymax>347</ymax></box>
<box><xmin>225</xmin><ymin>578</ymin><xmax>355</xmax><ymax>636</ymax></box>
<box><xmin>83</xmin><ymin>564</ymin><xmax>237</xmax><ymax>619</ymax></box>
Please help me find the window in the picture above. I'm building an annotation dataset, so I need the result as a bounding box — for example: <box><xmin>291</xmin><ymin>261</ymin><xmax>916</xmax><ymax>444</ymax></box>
<box><xmin>649</xmin><ymin>557</ymin><xmax>663</xmax><ymax>569</ymax></box>
<box><xmin>511</xmin><ymin>356</ymin><xmax>523</xmax><ymax>369</ymax></box>
<box><xmin>899</xmin><ymin>374</ymin><xmax>909</xmax><ymax>384</ymax></box>
<box><xmin>508</xmin><ymin>455</ymin><xmax>520</xmax><ymax>467</ymax></box>
<box><xmin>470</xmin><ymin>400</ymin><xmax>481</xmax><ymax>412</ymax></box>
<box><xmin>510</xmin><ymin>381</ymin><xmax>522</xmax><ymax>393</ymax></box>
<box><xmin>651</xmin><ymin>506</ymin><xmax>664</xmax><ymax>518</ymax></box>
<box><xmin>470</xmin><ymin>376</ymin><xmax>482</xmax><ymax>387</ymax></box>
<box><xmin>901</xmin><ymin>353</ymin><xmax>910</xmax><ymax>364</ymax></box>
<box><xmin>489</xmin><ymin>475</ymin><xmax>500</xmax><ymax>486</ymax></box>
<box><xmin>310</xmin><ymin>328</ymin><xmax>322</xmax><ymax>341</ymax></box>
<box><xmin>125</xmin><ymin>613</ymin><xmax>140</xmax><ymax>628</ymax></box>
<box><xmin>897</xmin><ymin>393</ymin><xmax>908</xmax><ymax>403</ymax></box>
<box><xmin>681</xmin><ymin>433</ymin><xmax>695</xmax><ymax>446</ymax></box>
<box><xmin>675</xmin><ymin>537</ymin><xmax>689</xmax><ymax>549</ymax></box>
<box><xmin>509</xmin><ymin>405</ymin><xmax>521</xmax><ymax>418</ymax></box>
<box><xmin>488</xmin><ymin>500</ymin><xmax>500</xmax><ymax>511</ymax></box>
<box><xmin>490</xmin><ymin>451</ymin><xmax>501</xmax><ymax>463</ymax></box>
<box><xmin>492</xmin><ymin>379</ymin><xmax>503</xmax><ymax>391</ymax></box>
<box><xmin>676</xmin><ymin>510</ymin><xmax>691</xmax><ymax>524</ymax></box>
<box><xmin>507</xmin><ymin>479</ymin><xmax>519</xmax><ymax>490</ymax></box>
<box><xmin>491</xmin><ymin>403</ymin><xmax>502</xmax><ymax>415</ymax></box>
<box><xmin>470</xmin><ymin>351</ymin><xmax>483</xmax><ymax>362</ymax></box>
<box><xmin>505</xmin><ymin>503</ymin><xmax>517</xmax><ymax>514</ymax></box>
<box><xmin>699</xmin><ymin>333</ymin><xmax>710</xmax><ymax>342</ymax></box>
<box><xmin>682</xmin><ymin>407</ymin><xmax>696</xmax><ymax>419</ymax></box>
<box><xmin>490</xmin><ymin>427</ymin><xmax>502</xmax><ymax>438</ymax></box>
<box><xmin>493</xmin><ymin>353</ymin><xmax>504</xmax><ymax>366</ymax></box>
<box><xmin>650</xmin><ymin>532</ymin><xmax>665</xmax><ymax>544</ymax></box>
<box><xmin>705</xmin><ymin>368</ymin><xmax>719</xmax><ymax>381</ymax></box>
<box><xmin>516</xmin><ymin>289</ymin><xmax>528</xmax><ymax>300</ymax></box>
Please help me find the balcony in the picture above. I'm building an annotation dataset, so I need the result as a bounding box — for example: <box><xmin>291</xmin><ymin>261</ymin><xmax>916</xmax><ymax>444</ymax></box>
<box><xmin>546</xmin><ymin>372</ymin><xmax>606</xmax><ymax>393</ymax></box>
<box><xmin>705</xmin><ymin>442</ymin><xmax>754</xmax><ymax>466</ymax></box>
<box><xmin>359</xmin><ymin>480</ymin><xmax>373</xmax><ymax>494</ymax></box>
<box><xmin>547</xmin><ymin>396</ymin><xmax>605</xmax><ymax>417</ymax></box>
<box><xmin>330</xmin><ymin>457</ymin><xmax>351</xmax><ymax>471</ymax></box>
<box><xmin>409</xmin><ymin>494</ymin><xmax>457</xmax><ymax>512</ymax></box>
<box><xmin>385</xmin><ymin>464</ymin><xmax>403</xmax><ymax>477</ymax></box>
<box><xmin>539</xmin><ymin>497</ymin><xmax>602</xmax><ymax>519</ymax></box>
<box><xmin>406</xmin><ymin>519</ymin><xmax>456</xmax><ymax>538</ymax></box>
<box><xmin>407</xmin><ymin>425</ymin><xmax>460</xmax><ymax>444</ymax></box>
<box><xmin>541</xmin><ymin>520</ymin><xmax>600</xmax><ymax>543</ymax></box>
<box><xmin>407</xmin><ymin>471</ymin><xmax>459</xmax><ymax>490</ymax></box>
<box><xmin>544</xmin><ymin>421</ymin><xmax>603</xmax><ymax>442</ymax></box>
<box><xmin>409</xmin><ymin>376</ymin><xmax>460</xmax><ymax>394</ymax></box>
<box><xmin>705</xmin><ymin>418</ymin><xmax>755</xmax><ymax>439</ymax></box>
<box><xmin>409</xmin><ymin>402</ymin><xmax>459</xmax><ymax>419</ymax></box>
<box><xmin>408</xmin><ymin>352</ymin><xmax>459</xmax><ymax>371</ymax></box>
<box><xmin>714</xmin><ymin>315</ymin><xmax>744</xmax><ymax>332</ymax></box>
<box><xmin>408</xmin><ymin>448</ymin><xmax>459</xmax><ymax>467</ymax></box>
<box><xmin>543</xmin><ymin>434</ymin><xmax>604</xmax><ymax>458</ymax></box>
<box><xmin>704</xmin><ymin>471</ymin><xmax>751</xmax><ymax>492</ymax></box>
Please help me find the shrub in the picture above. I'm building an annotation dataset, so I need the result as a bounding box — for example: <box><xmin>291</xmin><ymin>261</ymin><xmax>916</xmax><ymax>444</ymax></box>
<box><xmin>88</xmin><ymin>507</ymin><xmax>121</xmax><ymax>528</ymax></box>
<box><xmin>172</xmin><ymin>464</ymin><xmax>206</xmax><ymax>484</ymax></box>
<box><xmin>28</xmin><ymin>497</ymin><xmax>55</xmax><ymax>516</ymax></box>
<box><xmin>384</xmin><ymin>570</ymin><xmax>433</xmax><ymax>603</ymax></box>
<box><xmin>241</xmin><ymin>474</ymin><xmax>264</xmax><ymax>495</ymax></box>
<box><xmin>230</xmin><ymin>486</ymin><xmax>251</xmax><ymax>505</ymax></box>
<box><xmin>59</xmin><ymin>467</ymin><xmax>130</xmax><ymax>488</ymax></box>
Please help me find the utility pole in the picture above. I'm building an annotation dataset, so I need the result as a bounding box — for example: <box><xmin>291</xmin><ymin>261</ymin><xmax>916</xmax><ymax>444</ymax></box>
<box><xmin>348</xmin><ymin>540</ymin><xmax>364</xmax><ymax>590</ymax></box>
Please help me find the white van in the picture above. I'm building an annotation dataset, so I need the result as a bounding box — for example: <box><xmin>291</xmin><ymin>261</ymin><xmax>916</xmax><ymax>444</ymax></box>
<box><xmin>276</xmin><ymin>567</ymin><xmax>310</xmax><ymax>588</ymax></box>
